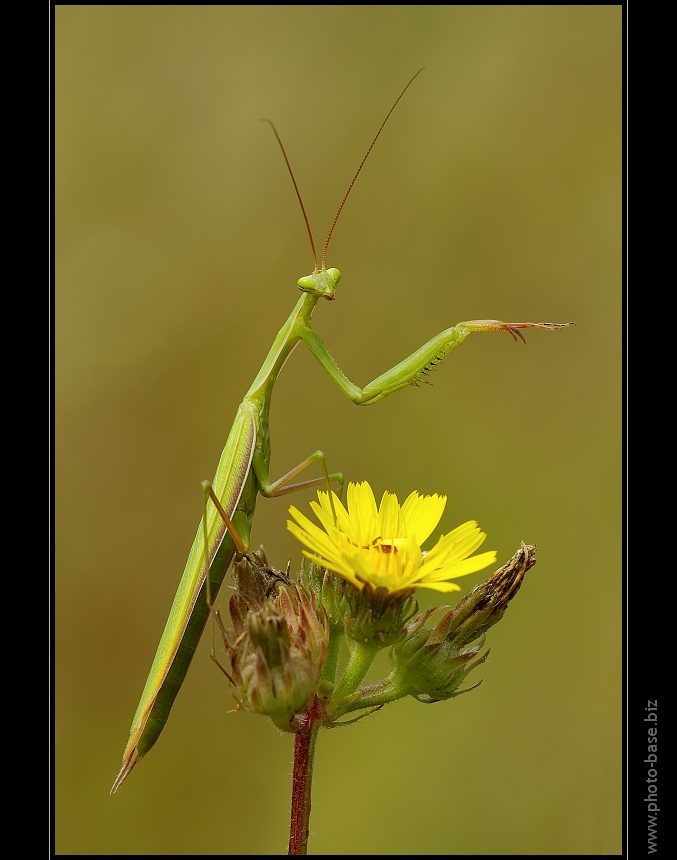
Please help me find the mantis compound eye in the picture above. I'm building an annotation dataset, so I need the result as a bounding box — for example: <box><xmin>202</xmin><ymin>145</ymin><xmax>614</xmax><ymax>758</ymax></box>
<box><xmin>326</xmin><ymin>268</ymin><xmax>341</xmax><ymax>285</ymax></box>
<box><xmin>297</xmin><ymin>276</ymin><xmax>316</xmax><ymax>291</ymax></box>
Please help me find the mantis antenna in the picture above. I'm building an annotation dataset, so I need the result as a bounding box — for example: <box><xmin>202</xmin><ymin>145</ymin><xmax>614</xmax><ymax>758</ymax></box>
<box><xmin>261</xmin><ymin>67</ymin><xmax>425</xmax><ymax>272</ymax></box>
<box><xmin>259</xmin><ymin>118</ymin><xmax>319</xmax><ymax>271</ymax></box>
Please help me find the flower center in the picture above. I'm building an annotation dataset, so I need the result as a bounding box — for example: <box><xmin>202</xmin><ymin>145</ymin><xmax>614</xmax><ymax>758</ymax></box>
<box><xmin>374</xmin><ymin>538</ymin><xmax>397</xmax><ymax>554</ymax></box>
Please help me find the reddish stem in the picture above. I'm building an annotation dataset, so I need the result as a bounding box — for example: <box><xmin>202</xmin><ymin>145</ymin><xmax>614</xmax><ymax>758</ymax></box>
<box><xmin>287</xmin><ymin>701</ymin><xmax>321</xmax><ymax>855</ymax></box>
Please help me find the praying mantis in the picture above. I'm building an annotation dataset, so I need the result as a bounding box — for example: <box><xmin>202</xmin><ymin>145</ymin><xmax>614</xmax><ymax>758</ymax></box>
<box><xmin>111</xmin><ymin>69</ymin><xmax>573</xmax><ymax>793</ymax></box>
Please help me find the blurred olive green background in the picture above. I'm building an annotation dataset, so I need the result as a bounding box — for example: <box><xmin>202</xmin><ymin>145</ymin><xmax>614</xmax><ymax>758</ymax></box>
<box><xmin>56</xmin><ymin>6</ymin><xmax>621</xmax><ymax>855</ymax></box>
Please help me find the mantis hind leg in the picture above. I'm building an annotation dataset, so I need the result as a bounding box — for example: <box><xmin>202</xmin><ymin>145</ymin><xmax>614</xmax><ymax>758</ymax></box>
<box><xmin>201</xmin><ymin>480</ymin><xmax>237</xmax><ymax>685</ymax></box>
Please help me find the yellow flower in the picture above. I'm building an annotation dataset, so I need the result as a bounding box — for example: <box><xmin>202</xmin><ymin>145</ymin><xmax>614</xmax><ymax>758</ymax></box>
<box><xmin>287</xmin><ymin>481</ymin><xmax>497</xmax><ymax>595</ymax></box>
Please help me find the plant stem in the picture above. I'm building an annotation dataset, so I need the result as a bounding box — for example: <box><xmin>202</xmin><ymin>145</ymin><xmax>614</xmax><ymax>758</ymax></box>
<box><xmin>342</xmin><ymin>673</ymin><xmax>405</xmax><ymax>712</ymax></box>
<box><xmin>288</xmin><ymin>700</ymin><xmax>321</xmax><ymax>855</ymax></box>
<box><xmin>322</xmin><ymin>627</ymin><xmax>343</xmax><ymax>687</ymax></box>
<box><xmin>332</xmin><ymin>638</ymin><xmax>379</xmax><ymax>706</ymax></box>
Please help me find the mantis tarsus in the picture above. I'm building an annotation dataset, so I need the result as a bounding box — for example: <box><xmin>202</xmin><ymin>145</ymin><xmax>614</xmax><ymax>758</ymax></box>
<box><xmin>111</xmin><ymin>69</ymin><xmax>573</xmax><ymax>793</ymax></box>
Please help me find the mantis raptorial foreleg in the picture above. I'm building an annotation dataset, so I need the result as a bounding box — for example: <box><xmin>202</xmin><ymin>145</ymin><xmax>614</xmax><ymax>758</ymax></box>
<box><xmin>303</xmin><ymin>319</ymin><xmax>574</xmax><ymax>406</ymax></box>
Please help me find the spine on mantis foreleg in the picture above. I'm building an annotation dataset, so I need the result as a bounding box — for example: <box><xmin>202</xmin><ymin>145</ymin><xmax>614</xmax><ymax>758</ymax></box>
<box><xmin>360</xmin><ymin>325</ymin><xmax>470</xmax><ymax>403</ymax></box>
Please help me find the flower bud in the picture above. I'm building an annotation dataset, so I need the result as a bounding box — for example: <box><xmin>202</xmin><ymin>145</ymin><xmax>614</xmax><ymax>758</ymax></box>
<box><xmin>443</xmin><ymin>542</ymin><xmax>537</xmax><ymax>648</ymax></box>
<box><xmin>223</xmin><ymin>550</ymin><xmax>328</xmax><ymax>731</ymax></box>
<box><xmin>299</xmin><ymin>557</ymin><xmax>349</xmax><ymax>631</ymax></box>
<box><xmin>341</xmin><ymin>579</ymin><xmax>418</xmax><ymax>646</ymax></box>
<box><xmin>389</xmin><ymin>543</ymin><xmax>536</xmax><ymax>702</ymax></box>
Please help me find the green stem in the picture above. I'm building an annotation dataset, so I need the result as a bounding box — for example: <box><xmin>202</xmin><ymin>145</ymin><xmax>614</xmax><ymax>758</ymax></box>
<box><xmin>321</xmin><ymin>627</ymin><xmax>343</xmax><ymax>688</ymax></box>
<box><xmin>288</xmin><ymin>701</ymin><xmax>321</xmax><ymax>856</ymax></box>
<box><xmin>343</xmin><ymin>673</ymin><xmax>406</xmax><ymax>712</ymax></box>
<box><xmin>330</xmin><ymin>639</ymin><xmax>379</xmax><ymax>715</ymax></box>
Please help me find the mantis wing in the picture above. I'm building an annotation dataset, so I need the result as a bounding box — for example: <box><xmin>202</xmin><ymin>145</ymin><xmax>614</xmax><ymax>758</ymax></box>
<box><xmin>111</xmin><ymin>402</ymin><xmax>257</xmax><ymax>792</ymax></box>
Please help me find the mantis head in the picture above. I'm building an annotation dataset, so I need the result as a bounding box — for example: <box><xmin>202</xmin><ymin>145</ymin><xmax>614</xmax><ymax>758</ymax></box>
<box><xmin>297</xmin><ymin>268</ymin><xmax>341</xmax><ymax>301</ymax></box>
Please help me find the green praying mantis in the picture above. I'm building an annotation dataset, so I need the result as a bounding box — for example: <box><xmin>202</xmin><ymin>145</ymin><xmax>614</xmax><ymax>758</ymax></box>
<box><xmin>111</xmin><ymin>69</ymin><xmax>573</xmax><ymax>793</ymax></box>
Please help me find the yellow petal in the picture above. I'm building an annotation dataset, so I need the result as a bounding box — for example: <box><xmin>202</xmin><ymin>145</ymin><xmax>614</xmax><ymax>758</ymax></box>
<box><xmin>378</xmin><ymin>491</ymin><xmax>402</xmax><ymax>540</ymax></box>
<box><xmin>300</xmin><ymin>550</ymin><xmax>361</xmax><ymax>587</ymax></box>
<box><xmin>419</xmin><ymin>550</ymin><xmax>497</xmax><ymax>582</ymax></box>
<box><xmin>413</xmin><ymin>580</ymin><xmax>462</xmax><ymax>593</ymax></box>
<box><xmin>347</xmin><ymin>482</ymin><xmax>378</xmax><ymax>546</ymax></box>
<box><xmin>287</xmin><ymin>508</ymin><xmax>341</xmax><ymax>558</ymax></box>
<box><xmin>311</xmin><ymin>494</ymin><xmax>351</xmax><ymax>538</ymax></box>
<box><xmin>424</xmin><ymin>521</ymin><xmax>486</xmax><ymax>565</ymax></box>
<box><xmin>401</xmin><ymin>491</ymin><xmax>446</xmax><ymax>544</ymax></box>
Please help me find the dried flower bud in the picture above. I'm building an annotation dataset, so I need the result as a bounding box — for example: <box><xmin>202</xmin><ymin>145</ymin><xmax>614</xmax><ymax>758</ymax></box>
<box><xmin>388</xmin><ymin>543</ymin><xmax>537</xmax><ymax>702</ymax></box>
<box><xmin>223</xmin><ymin>551</ymin><xmax>328</xmax><ymax>731</ymax></box>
